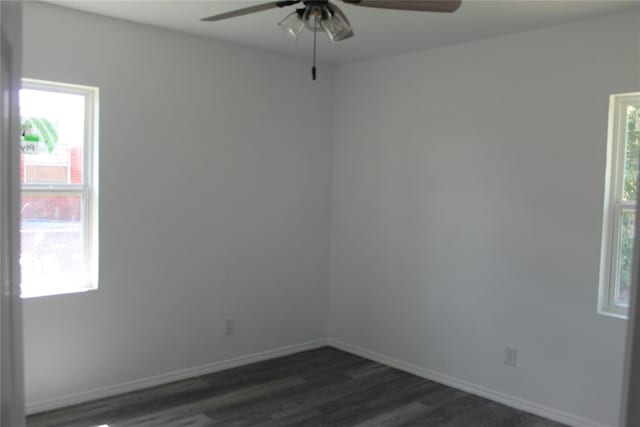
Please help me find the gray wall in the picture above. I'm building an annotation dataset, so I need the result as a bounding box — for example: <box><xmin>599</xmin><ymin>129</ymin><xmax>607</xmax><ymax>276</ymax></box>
<box><xmin>329</xmin><ymin>10</ymin><xmax>640</xmax><ymax>427</ymax></box>
<box><xmin>22</xmin><ymin>2</ymin><xmax>333</xmax><ymax>407</ymax></box>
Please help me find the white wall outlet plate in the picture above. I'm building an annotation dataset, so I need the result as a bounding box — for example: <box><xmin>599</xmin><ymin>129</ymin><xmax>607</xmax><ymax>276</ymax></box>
<box><xmin>225</xmin><ymin>318</ymin><xmax>235</xmax><ymax>336</ymax></box>
<box><xmin>505</xmin><ymin>346</ymin><xmax>517</xmax><ymax>367</ymax></box>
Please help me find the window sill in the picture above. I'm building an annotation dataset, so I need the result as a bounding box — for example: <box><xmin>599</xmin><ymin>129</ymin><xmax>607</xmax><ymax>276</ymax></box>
<box><xmin>598</xmin><ymin>306</ymin><xmax>629</xmax><ymax>320</ymax></box>
<box><xmin>21</xmin><ymin>284</ymin><xmax>97</xmax><ymax>299</ymax></box>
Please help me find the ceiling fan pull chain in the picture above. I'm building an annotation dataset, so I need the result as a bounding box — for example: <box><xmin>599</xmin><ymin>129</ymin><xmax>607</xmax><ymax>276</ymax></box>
<box><xmin>312</xmin><ymin>16</ymin><xmax>318</xmax><ymax>81</ymax></box>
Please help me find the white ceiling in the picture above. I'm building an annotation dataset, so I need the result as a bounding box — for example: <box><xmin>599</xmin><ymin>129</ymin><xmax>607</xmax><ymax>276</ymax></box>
<box><xmin>46</xmin><ymin>0</ymin><xmax>640</xmax><ymax>64</ymax></box>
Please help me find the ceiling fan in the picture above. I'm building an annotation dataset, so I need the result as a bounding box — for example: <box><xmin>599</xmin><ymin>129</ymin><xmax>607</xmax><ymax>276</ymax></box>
<box><xmin>201</xmin><ymin>1</ymin><xmax>462</xmax><ymax>80</ymax></box>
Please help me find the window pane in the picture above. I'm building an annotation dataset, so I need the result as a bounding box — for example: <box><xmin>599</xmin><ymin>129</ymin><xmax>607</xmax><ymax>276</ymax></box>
<box><xmin>19</xmin><ymin>89</ymin><xmax>85</xmax><ymax>185</ymax></box>
<box><xmin>20</xmin><ymin>193</ymin><xmax>85</xmax><ymax>297</ymax></box>
<box><xmin>623</xmin><ymin>104</ymin><xmax>640</xmax><ymax>201</ymax></box>
<box><xmin>616</xmin><ymin>209</ymin><xmax>635</xmax><ymax>307</ymax></box>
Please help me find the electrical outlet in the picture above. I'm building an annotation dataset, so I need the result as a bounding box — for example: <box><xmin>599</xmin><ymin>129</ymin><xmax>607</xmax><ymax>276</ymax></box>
<box><xmin>504</xmin><ymin>346</ymin><xmax>517</xmax><ymax>367</ymax></box>
<box><xmin>225</xmin><ymin>318</ymin><xmax>235</xmax><ymax>336</ymax></box>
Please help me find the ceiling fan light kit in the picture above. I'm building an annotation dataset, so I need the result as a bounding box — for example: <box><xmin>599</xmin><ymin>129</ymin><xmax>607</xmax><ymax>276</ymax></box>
<box><xmin>202</xmin><ymin>0</ymin><xmax>462</xmax><ymax>79</ymax></box>
<box><xmin>278</xmin><ymin>11</ymin><xmax>306</xmax><ymax>40</ymax></box>
<box><xmin>278</xmin><ymin>4</ymin><xmax>353</xmax><ymax>42</ymax></box>
<box><xmin>321</xmin><ymin>5</ymin><xmax>354</xmax><ymax>42</ymax></box>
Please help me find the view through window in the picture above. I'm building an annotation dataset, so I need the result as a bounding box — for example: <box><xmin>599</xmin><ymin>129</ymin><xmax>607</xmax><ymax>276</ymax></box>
<box><xmin>19</xmin><ymin>80</ymin><xmax>98</xmax><ymax>298</ymax></box>
<box><xmin>600</xmin><ymin>93</ymin><xmax>640</xmax><ymax>317</ymax></box>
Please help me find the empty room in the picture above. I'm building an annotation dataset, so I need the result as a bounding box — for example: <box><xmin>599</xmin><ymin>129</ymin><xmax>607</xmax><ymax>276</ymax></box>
<box><xmin>1</xmin><ymin>0</ymin><xmax>640</xmax><ymax>426</ymax></box>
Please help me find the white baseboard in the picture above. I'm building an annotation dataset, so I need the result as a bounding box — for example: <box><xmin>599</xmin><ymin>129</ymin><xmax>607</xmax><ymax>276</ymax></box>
<box><xmin>327</xmin><ymin>338</ymin><xmax>613</xmax><ymax>427</ymax></box>
<box><xmin>26</xmin><ymin>338</ymin><xmax>328</xmax><ymax>415</ymax></box>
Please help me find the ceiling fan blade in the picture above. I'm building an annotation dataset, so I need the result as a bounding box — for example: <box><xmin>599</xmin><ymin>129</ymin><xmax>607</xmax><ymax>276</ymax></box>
<box><xmin>201</xmin><ymin>0</ymin><xmax>301</xmax><ymax>22</ymax></box>
<box><xmin>340</xmin><ymin>0</ymin><xmax>461</xmax><ymax>13</ymax></box>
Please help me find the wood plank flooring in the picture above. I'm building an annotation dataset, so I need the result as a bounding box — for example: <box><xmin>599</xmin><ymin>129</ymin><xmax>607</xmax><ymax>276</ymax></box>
<box><xmin>27</xmin><ymin>347</ymin><xmax>566</xmax><ymax>427</ymax></box>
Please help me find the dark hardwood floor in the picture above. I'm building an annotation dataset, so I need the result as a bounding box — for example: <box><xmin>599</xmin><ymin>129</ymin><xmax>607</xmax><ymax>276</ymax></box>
<box><xmin>27</xmin><ymin>347</ymin><xmax>566</xmax><ymax>427</ymax></box>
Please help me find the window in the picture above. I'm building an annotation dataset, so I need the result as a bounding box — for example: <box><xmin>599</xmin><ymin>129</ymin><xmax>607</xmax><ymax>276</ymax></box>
<box><xmin>599</xmin><ymin>93</ymin><xmax>640</xmax><ymax>318</ymax></box>
<box><xmin>19</xmin><ymin>79</ymin><xmax>99</xmax><ymax>298</ymax></box>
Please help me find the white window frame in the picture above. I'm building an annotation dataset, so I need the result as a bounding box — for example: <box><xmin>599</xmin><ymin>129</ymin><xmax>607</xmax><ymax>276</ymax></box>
<box><xmin>599</xmin><ymin>92</ymin><xmax>640</xmax><ymax>319</ymax></box>
<box><xmin>20</xmin><ymin>78</ymin><xmax>99</xmax><ymax>298</ymax></box>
